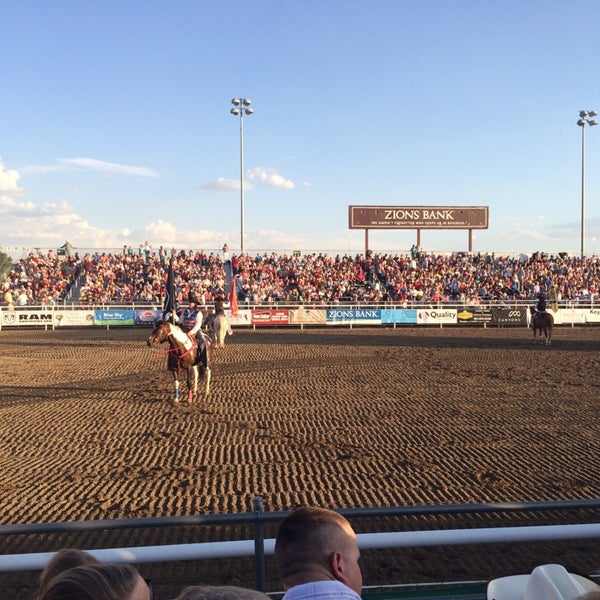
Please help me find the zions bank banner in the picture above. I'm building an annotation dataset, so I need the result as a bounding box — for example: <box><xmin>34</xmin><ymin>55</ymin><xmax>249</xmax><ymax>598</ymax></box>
<box><xmin>326</xmin><ymin>308</ymin><xmax>381</xmax><ymax>324</ymax></box>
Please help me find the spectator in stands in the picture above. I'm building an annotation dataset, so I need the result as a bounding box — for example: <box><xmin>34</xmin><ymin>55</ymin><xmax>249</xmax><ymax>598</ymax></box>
<box><xmin>37</xmin><ymin>548</ymin><xmax>100</xmax><ymax>598</ymax></box>
<box><xmin>3</xmin><ymin>284</ymin><xmax>14</xmax><ymax>308</ymax></box>
<box><xmin>38</xmin><ymin>562</ymin><xmax>151</xmax><ymax>600</ymax></box>
<box><xmin>176</xmin><ymin>585</ymin><xmax>270</xmax><ymax>600</ymax></box>
<box><xmin>274</xmin><ymin>506</ymin><xmax>363</xmax><ymax>600</ymax></box>
<box><xmin>60</xmin><ymin>241</ymin><xmax>73</xmax><ymax>258</ymax></box>
<box><xmin>16</xmin><ymin>286</ymin><xmax>29</xmax><ymax>306</ymax></box>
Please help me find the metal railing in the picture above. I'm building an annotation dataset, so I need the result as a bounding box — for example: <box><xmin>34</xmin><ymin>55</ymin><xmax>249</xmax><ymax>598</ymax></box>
<box><xmin>1</xmin><ymin>498</ymin><xmax>599</xmax><ymax>591</ymax></box>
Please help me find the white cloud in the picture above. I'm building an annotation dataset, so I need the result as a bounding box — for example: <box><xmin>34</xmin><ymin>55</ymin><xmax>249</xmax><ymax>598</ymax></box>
<box><xmin>143</xmin><ymin>220</ymin><xmax>228</xmax><ymax>249</ymax></box>
<box><xmin>60</xmin><ymin>157</ymin><xmax>159</xmax><ymax>177</ymax></box>
<box><xmin>0</xmin><ymin>158</ymin><xmax>24</xmax><ymax>195</ymax></box>
<box><xmin>201</xmin><ymin>177</ymin><xmax>249</xmax><ymax>191</ymax></box>
<box><xmin>247</xmin><ymin>167</ymin><xmax>295</xmax><ymax>189</ymax></box>
<box><xmin>202</xmin><ymin>167</ymin><xmax>295</xmax><ymax>191</ymax></box>
<box><xmin>0</xmin><ymin>195</ymin><xmax>36</xmax><ymax>214</ymax></box>
<box><xmin>1</xmin><ymin>202</ymin><xmax>115</xmax><ymax>245</ymax></box>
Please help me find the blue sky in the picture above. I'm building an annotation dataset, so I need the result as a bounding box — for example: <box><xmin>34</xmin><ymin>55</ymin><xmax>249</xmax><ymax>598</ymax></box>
<box><xmin>1</xmin><ymin>0</ymin><xmax>599</xmax><ymax>257</ymax></box>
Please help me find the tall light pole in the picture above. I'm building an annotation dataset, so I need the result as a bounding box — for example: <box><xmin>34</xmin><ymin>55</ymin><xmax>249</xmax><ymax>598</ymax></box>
<box><xmin>230</xmin><ymin>98</ymin><xmax>253</xmax><ymax>254</ymax></box>
<box><xmin>577</xmin><ymin>109</ymin><xmax>597</xmax><ymax>258</ymax></box>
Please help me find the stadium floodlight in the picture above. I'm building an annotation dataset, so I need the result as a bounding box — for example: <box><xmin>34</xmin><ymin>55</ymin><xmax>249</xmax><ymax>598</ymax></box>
<box><xmin>230</xmin><ymin>98</ymin><xmax>254</xmax><ymax>255</ymax></box>
<box><xmin>577</xmin><ymin>109</ymin><xmax>598</xmax><ymax>258</ymax></box>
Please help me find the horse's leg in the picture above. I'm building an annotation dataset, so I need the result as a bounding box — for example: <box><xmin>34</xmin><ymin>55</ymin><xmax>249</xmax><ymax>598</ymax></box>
<box><xmin>186</xmin><ymin>368</ymin><xmax>193</xmax><ymax>403</ymax></box>
<box><xmin>205</xmin><ymin>366</ymin><xmax>211</xmax><ymax>395</ymax></box>
<box><xmin>173</xmin><ymin>371</ymin><xmax>180</xmax><ymax>403</ymax></box>
<box><xmin>189</xmin><ymin>365</ymin><xmax>199</xmax><ymax>402</ymax></box>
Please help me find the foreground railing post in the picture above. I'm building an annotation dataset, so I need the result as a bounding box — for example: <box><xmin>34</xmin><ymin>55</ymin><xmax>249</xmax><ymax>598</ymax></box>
<box><xmin>253</xmin><ymin>496</ymin><xmax>266</xmax><ymax>591</ymax></box>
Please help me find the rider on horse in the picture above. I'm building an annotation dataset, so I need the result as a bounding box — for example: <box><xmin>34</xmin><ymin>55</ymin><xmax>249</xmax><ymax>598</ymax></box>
<box><xmin>201</xmin><ymin>297</ymin><xmax>231</xmax><ymax>336</ymax></box>
<box><xmin>531</xmin><ymin>293</ymin><xmax>547</xmax><ymax>328</ymax></box>
<box><xmin>174</xmin><ymin>295</ymin><xmax>209</xmax><ymax>370</ymax></box>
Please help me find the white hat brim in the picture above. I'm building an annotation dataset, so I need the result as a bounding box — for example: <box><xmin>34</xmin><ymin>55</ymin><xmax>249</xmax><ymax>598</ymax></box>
<box><xmin>487</xmin><ymin>574</ymin><xmax>529</xmax><ymax>600</ymax></box>
<box><xmin>487</xmin><ymin>564</ymin><xmax>599</xmax><ymax>600</ymax></box>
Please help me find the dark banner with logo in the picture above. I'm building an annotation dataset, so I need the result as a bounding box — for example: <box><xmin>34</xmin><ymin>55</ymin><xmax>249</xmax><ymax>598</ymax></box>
<box><xmin>457</xmin><ymin>307</ymin><xmax>493</xmax><ymax>324</ymax></box>
<box><xmin>491</xmin><ymin>307</ymin><xmax>527</xmax><ymax>325</ymax></box>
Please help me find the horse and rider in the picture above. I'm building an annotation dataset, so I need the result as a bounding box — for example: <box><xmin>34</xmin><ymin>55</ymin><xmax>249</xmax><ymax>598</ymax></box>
<box><xmin>201</xmin><ymin>295</ymin><xmax>232</xmax><ymax>345</ymax></box>
<box><xmin>201</xmin><ymin>297</ymin><xmax>224</xmax><ymax>331</ymax></box>
<box><xmin>530</xmin><ymin>293</ymin><xmax>547</xmax><ymax>329</ymax></box>
<box><xmin>530</xmin><ymin>292</ymin><xmax>554</xmax><ymax>344</ymax></box>
<box><xmin>170</xmin><ymin>295</ymin><xmax>211</xmax><ymax>371</ymax></box>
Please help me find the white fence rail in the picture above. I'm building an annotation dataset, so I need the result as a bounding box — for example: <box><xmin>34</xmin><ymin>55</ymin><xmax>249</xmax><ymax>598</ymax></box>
<box><xmin>1</xmin><ymin>498</ymin><xmax>598</xmax><ymax>591</ymax></box>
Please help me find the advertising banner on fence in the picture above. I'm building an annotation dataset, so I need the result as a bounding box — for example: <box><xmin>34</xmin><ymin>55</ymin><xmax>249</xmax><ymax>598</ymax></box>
<box><xmin>326</xmin><ymin>308</ymin><xmax>381</xmax><ymax>324</ymax></box>
<box><xmin>457</xmin><ymin>307</ymin><xmax>493</xmax><ymax>324</ymax></box>
<box><xmin>228</xmin><ymin>309</ymin><xmax>251</xmax><ymax>327</ymax></box>
<box><xmin>54</xmin><ymin>310</ymin><xmax>95</xmax><ymax>327</ymax></box>
<box><xmin>587</xmin><ymin>308</ymin><xmax>600</xmax><ymax>323</ymax></box>
<box><xmin>559</xmin><ymin>308</ymin><xmax>587</xmax><ymax>324</ymax></box>
<box><xmin>491</xmin><ymin>307</ymin><xmax>527</xmax><ymax>325</ymax></box>
<box><xmin>251</xmin><ymin>309</ymin><xmax>290</xmax><ymax>326</ymax></box>
<box><xmin>0</xmin><ymin>309</ymin><xmax>55</xmax><ymax>327</ymax></box>
<box><xmin>549</xmin><ymin>309</ymin><xmax>562</xmax><ymax>325</ymax></box>
<box><xmin>380</xmin><ymin>309</ymin><xmax>417</xmax><ymax>324</ymax></box>
<box><xmin>94</xmin><ymin>310</ymin><xmax>135</xmax><ymax>326</ymax></box>
<box><xmin>416</xmin><ymin>309</ymin><xmax>457</xmax><ymax>325</ymax></box>
<box><xmin>289</xmin><ymin>308</ymin><xmax>327</xmax><ymax>325</ymax></box>
<box><xmin>135</xmin><ymin>309</ymin><xmax>161</xmax><ymax>326</ymax></box>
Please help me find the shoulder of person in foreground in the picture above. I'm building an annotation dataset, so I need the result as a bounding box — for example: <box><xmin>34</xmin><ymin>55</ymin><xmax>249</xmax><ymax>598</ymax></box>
<box><xmin>176</xmin><ymin>584</ymin><xmax>270</xmax><ymax>600</ymax></box>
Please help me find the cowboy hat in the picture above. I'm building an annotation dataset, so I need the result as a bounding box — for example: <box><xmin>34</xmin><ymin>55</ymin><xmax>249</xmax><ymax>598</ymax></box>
<box><xmin>487</xmin><ymin>564</ymin><xmax>599</xmax><ymax>600</ymax></box>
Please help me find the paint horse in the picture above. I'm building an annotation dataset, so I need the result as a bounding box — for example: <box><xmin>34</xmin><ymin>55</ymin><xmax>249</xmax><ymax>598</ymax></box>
<box><xmin>148</xmin><ymin>320</ymin><xmax>211</xmax><ymax>402</ymax></box>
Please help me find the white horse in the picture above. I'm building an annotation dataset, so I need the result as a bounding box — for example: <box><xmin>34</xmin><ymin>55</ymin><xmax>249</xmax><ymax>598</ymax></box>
<box><xmin>213</xmin><ymin>313</ymin><xmax>231</xmax><ymax>348</ymax></box>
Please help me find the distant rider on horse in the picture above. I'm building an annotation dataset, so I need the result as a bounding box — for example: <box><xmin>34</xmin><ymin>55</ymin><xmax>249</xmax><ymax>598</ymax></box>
<box><xmin>531</xmin><ymin>293</ymin><xmax>547</xmax><ymax>328</ymax></box>
<box><xmin>174</xmin><ymin>295</ymin><xmax>209</xmax><ymax>370</ymax></box>
<box><xmin>201</xmin><ymin>297</ymin><xmax>229</xmax><ymax>336</ymax></box>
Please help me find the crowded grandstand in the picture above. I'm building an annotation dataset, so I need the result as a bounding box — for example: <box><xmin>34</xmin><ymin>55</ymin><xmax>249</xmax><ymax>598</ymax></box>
<box><xmin>1</xmin><ymin>244</ymin><xmax>598</xmax><ymax>307</ymax></box>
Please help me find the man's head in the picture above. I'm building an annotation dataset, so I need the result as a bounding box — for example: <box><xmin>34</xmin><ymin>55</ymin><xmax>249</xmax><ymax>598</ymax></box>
<box><xmin>188</xmin><ymin>295</ymin><xmax>199</xmax><ymax>308</ymax></box>
<box><xmin>275</xmin><ymin>506</ymin><xmax>362</xmax><ymax>594</ymax></box>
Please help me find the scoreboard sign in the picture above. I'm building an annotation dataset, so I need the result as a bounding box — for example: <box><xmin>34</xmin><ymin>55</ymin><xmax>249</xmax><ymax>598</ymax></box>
<box><xmin>349</xmin><ymin>206</ymin><xmax>488</xmax><ymax>229</ymax></box>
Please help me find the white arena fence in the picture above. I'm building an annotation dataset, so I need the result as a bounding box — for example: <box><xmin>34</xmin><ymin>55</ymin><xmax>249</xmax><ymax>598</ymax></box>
<box><xmin>0</xmin><ymin>498</ymin><xmax>599</xmax><ymax>594</ymax></box>
<box><xmin>0</xmin><ymin>301</ymin><xmax>598</xmax><ymax>330</ymax></box>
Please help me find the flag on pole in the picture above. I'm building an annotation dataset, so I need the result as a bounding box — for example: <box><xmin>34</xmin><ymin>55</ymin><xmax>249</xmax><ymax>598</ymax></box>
<box><xmin>229</xmin><ymin>275</ymin><xmax>239</xmax><ymax>317</ymax></box>
<box><xmin>162</xmin><ymin>258</ymin><xmax>175</xmax><ymax>321</ymax></box>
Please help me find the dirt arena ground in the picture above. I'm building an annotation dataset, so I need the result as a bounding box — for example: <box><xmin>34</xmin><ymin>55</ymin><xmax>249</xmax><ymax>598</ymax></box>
<box><xmin>0</xmin><ymin>325</ymin><xmax>599</xmax><ymax>599</ymax></box>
